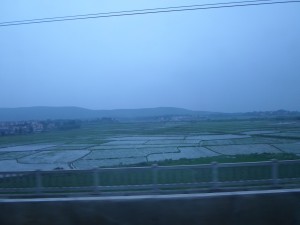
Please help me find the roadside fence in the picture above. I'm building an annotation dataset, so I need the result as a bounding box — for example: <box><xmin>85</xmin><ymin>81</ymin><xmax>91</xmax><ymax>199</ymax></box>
<box><xmin>1</xmin><ymin>159</ymin><xmax>300</xmax><ymax>197</ymax></box>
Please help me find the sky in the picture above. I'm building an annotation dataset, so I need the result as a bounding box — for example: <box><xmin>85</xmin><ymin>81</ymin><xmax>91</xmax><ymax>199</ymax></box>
<box><xmin>0</xmin><ymin>0</ymin><xmax>300</xmax><ymax>113</ymax></box>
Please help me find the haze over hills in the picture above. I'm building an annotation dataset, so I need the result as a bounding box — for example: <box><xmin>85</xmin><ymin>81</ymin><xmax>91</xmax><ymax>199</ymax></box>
<box><xmin>0</xmin><ymin>107</ymin><xmax>208</xmax><ymax>121</ymax></box>
<box><xmin>0</xmin><ymin>106</ymin><xmax>299</xmax><ymax>122</ymax></box>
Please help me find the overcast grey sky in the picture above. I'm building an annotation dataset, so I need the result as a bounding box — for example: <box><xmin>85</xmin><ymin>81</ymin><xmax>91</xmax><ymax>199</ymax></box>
<box><xmin>1</xmin><ymin>0</ymin><xmax>300</xmax><ymax>112</ymax></box>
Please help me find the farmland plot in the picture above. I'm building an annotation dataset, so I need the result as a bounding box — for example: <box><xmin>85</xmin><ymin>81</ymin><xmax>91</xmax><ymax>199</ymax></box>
<box><xmin>242</xmin><ymin>130</ymin><xmax>278</xmax><ymax>135</ymax></box>
<box><xmin>18</xmin><ymin>150</ymin><xmax>90</xmax><ymax>164</ymax></box>
<box><xmin>208</xmin><ymin>144</ymin><xmax>281</xmax><ymax>155</ymax></box>
<box><xmin>85</xmin><ymin>147</ymin><xmax>179</xmax><ymax>159</ymax></box>
<box><xmin>201</xmin><ymin>137</ymin><xmax>293</xmax><ymax>146</ymax></box>
<box><xmin>108</xmin><ymin>136</ymin><xmax>184</xmax><ymax>141</ymax></box>
<box><xmin>147</xmin><ymin>147</ymin><xmax>218</xmax><ymax>162</ymax></box>
<box><xmin>0</xmin><ymin>160</ymin><xmax>69</xmax><ymax>171</ymax></box>
<box><xmin>137</xmin><ymin>147</ymin><xmax>180</xmax><ymax>155</ymax></box>
<box><xmin>90</xmin><ymin>145</ymin><xmax>145</xmax><ymax>150</ymax></box>
<box><xmin>178</xmin><ymin>147</ymin><xmax>219</xmax><ymax>157</ymax></box>
<box><xmin>0</xmin><ymin>144</ymin><xmax>57</xmax><ymax>152</ymax></box>
<box><xmin>185</xmin><ymin>134</ymin><xmax>249</xmax><ymax>141</ymax></box>
<box><xmin>201</xmin><ymin>139</ymin><xmax>238</xmax><ymax>146</ymax></box>
<box><xmin>145</xmin><ymin>139</ymin><xmax>184</xmax><ymax>145</ymax></box>
<box><xmin>46</xmin><ymin>144</ymin><xmax>95</xmax><ymax>150</ymax></box>
<box><xmin>90</xmin><ymin>137</ymin><xmax>187</xmax><ymax>150</ymax></box>
<box><xmin>262</xmin><ymin>132</ymin><xmax>300</xmax><ymax>138</ymax></box>
<box><xmin>182</xmin><ymin>139</ymin><xmax>201</xmax><ymax>145</ymax></box>
<box><xmin>101</xmin><ymin>140</ymin><xmax>148</xmax><ymax>145</ymax></box>
<box><xmin>73</xmin><ymin>157</ymin><xmax>147</xmax><ymax>169</ymax></box>
<box><xmin>88</xmin><ymin>139</ymin><xmax>151</xmax><ymax>150</ymax></box>
<box><xmin>0</xmin><ymin>151</ymin><xmax>35</xmax><ymax>160</ymax></box>
<box><xmin>274</xmin><ymin>143</ymin><xmax>300</xmax><ymax>154</ymax></box>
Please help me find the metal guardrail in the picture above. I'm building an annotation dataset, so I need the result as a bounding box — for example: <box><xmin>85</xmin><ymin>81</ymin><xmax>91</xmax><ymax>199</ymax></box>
<box><xmin>1</xmin><ymin>159</ymin><xmax>300</xmax><ymax>197</ymax></box>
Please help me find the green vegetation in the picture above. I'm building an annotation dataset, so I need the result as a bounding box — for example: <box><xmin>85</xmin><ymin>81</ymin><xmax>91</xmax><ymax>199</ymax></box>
<box><xmin>135</xmin><ymin>153</ymin><xmax>300</xmax><ymax>167</ymax></box>
<box><xmin>1</xmin><ymin>119</ymin><xmax>299</xmax><ymax>146</ymax></box>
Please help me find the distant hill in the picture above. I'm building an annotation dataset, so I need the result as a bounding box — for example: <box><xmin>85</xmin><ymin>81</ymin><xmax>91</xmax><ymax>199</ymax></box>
<box><xmin>0</xmin><ymin>107</ymin><xmax>299</xmax><ymax>122</ymax></box>
<box><xmin>0</xmin><ymin>106</ymin><xmax>210</xmax><ymax>121</ymax></box>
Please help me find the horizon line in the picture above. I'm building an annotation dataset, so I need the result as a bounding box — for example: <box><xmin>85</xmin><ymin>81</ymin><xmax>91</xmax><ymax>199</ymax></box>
<box><xmin>0</xmin><ymin>106</ymin><xmax>298</xmax><ymax>114</ymax></box>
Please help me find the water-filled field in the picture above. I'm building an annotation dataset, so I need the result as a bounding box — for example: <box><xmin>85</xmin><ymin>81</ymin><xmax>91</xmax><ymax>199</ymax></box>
<box><xmin>0</xmin><ymin>120</ymin><xmax>299</xmax><ymax>171</ymax></box>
